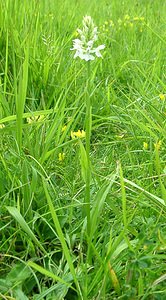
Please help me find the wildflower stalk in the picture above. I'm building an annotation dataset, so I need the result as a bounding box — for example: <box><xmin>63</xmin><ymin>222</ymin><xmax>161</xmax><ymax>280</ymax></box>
<box><xmin>71</xmin><ymin>15</ymin><xmax>105</xmax><ymax>237</ymax></box>
<box><xmin>85</xmin><ymin>61</ymin><xmax>91</xmax><ymax>236</ymax></box>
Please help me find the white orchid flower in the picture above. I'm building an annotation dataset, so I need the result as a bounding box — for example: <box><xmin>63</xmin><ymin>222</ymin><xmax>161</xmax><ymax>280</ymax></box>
<box><xmin>71</xmin><ymin>16</ymin><xmax>105</xmax><ymax>61</ymax></box>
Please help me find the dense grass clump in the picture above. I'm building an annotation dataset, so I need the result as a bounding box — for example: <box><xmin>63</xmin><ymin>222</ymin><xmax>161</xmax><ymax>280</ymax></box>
<box><xmin>0</xmin><ymin>0</ymin><xmax>166</xmax><ymax>299</ymax></box>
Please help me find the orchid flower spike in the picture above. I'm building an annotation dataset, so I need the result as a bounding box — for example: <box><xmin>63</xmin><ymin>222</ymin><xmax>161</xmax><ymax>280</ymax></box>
<box><xmin>71</xmin><ymin>15</ymin><xmax>105</xmax><ymax>61</ymax></box>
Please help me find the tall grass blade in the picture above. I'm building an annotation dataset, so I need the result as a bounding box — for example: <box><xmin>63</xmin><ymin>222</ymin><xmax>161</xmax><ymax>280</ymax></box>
<box><xmin>90</xmin><ymin>170</ymin><xmax>118</xmax><ymax>240</ymax></box>
<box><xmin>119</xmin><ymin>161</ymin><xmax>127</xmax><ymax>230</ymax></box>
<box><xmin>42</xmin><ymin>179</ymin><xmax>83</xmax><ymax>299</ymax></box>
<box><xmin>16</xmin><ymin>45</ymin><xmax>29</xmax><ymax>149</ymax></box>
<box><xmin>6</xmin><ymin>206</ymin><xmax>47</xmax><ymax>255</ymax></box>
<box><xmin>28</xmin><ymin>261</ymin><xmax>73</xmax><ymax>289</ymax></box>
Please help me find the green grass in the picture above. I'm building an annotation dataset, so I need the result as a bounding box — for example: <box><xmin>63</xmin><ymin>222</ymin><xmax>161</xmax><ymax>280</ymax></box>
<box><xmin>0</xmin><ymin>0</ymin><xmax>166</xmax><ymax>299</ymax></box>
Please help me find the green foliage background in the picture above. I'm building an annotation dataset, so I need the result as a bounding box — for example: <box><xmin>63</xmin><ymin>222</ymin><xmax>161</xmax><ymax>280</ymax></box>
<box><xmin>0</xmin><ymin>0</ymin><xmax>166</xmax><ymax>299</ymax></box>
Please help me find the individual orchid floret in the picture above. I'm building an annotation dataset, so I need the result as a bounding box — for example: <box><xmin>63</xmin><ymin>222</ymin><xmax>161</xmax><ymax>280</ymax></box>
<box><xmin>71</xmin><ymin>15</ymin><xmax>105</xmax><ymax>61</ymax></box>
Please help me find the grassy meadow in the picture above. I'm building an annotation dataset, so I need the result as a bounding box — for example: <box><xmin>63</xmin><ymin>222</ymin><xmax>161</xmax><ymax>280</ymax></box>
<box><xmin>0</xmin><ymin>0</ymin><xmax>166</xmax><ymax>299</ymax></box>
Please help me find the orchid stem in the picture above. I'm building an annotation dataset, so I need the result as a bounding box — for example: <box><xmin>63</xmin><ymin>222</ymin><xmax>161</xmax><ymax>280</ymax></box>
<box><xmin>85</xmin><ymin>61</ymin><xmax>91</xmax><ymax>236</ymax></box>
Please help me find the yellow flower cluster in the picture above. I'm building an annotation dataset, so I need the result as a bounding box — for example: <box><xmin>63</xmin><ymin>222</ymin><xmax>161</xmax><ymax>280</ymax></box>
<box><xmin>159</xmin><ymin>93</ymin><xmax>165</xmax><ymax>101</ymax></box>
<box><xmin>118</xmin><ymin>15</ymin><xmax>145</xmax><ymax>31</ymax></box>
<box><xmin>100</xmin><ymin>20</ymin><xmax>115</xmax><ymax>32</ymax></box>
<box><xmin>58</xmin><ymin>152</ymin><xmax>65</xmax><ymax>161</ymax></box>
<box><xmin>71</xmin><ymin>129</ymin><xmax>86</xmax><ymax>139</ymax></box>
<box><xmin>0</xmin><ymin>123</ymin><xmax>5</xmax><ymax>129</ymax></box>
<box><xmin>57</xmin><ymin>128</ymin><xmax>86</xmax><ymax>161</ymax></box>
<box><xmin>101</xmin><ymin>15</ymin><xmax>145</xmax><ymax>33</ymax></box>
<box><xmin>27</xmin><ymin>115</ymin><xmax>44</xmax><ymax>124</ymax></box>
<box><xmin>61</xmin><ymin>125</ymin><xmax>67</xmax><ymax>132</ymax></box>
<box><xmin>143</xmin><ymin>142</ymin><xmax>148</xmax><ymax>150</ymax></box>
<box><xmin>154</xmin><ymin>140</ymin><xmax>162</xmax><ymax>151</ymax></box>
<box><xmin>143</xmin><ymin>141</ymin><xmax>162</xmax><ymax>151</ymax></box>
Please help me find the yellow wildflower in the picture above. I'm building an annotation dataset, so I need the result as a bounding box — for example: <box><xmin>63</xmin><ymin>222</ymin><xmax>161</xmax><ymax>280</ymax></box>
<box><xmin>58</xmin><ymin>152</ymin><xmax>65</xmax><ymax>161</ymax></box>
<box><xmin>71</xmin><ymin>131</ymin><xmax>75</xmax><ymax>139</ymax></box>
<box><xmin>118</xmin><ymin>19</ymin><xmax>122</xmax><ymax>26</ymax></box>
<box><xmin>0</xmin><ymin>123</ymin><xmax>5</xmax><ymax>129</ymax></box>
<box><xmin>110</xmin><ymin>20</ymin><xmax>114</xmax><ymax>26</ymax></box>
<box><xmin>109</xmin><ymin>20</ymin><xmax>114</xmax><ymax>27</ymax></box>
<box><xmin>133</xmin><ymin>16</ymin><xmax>140</xmax><ymax>21</ymax></box>
<box><xmin>62</xmin><ymin>125</ymin><xmax>67</xmax><ymax>132</ymax></box>
<box><xmin>71</xmin><ymin>129</ymin><xmax>86</xmax><ymax>139</ymax></box>
<box><xmin>75</xmin><ymin>129</ymin><xmax>86</xmax><ymax>138</ymax></box>
<box><xmin>159</xmin><ymin>93</ymin><xmax>165</xmax><ymax>101</ymax></box>
<box><xmin>143</xmin><ymin>142</ymin><xmax>148</xmax><ymax>150</ymax></box>
<box><xmin>27</xmin><ymin>115</ymin><xmax>44</xmax><ymax>124</ymax></box>
<box><xmin>129</xmin><ymin>22</ymin><xmax>133</xmax><ymax>27</ymax></box>
<box><xmin>74</xmin><ymin>30</ymin><xmax>79</xmax><ymax>37</ymax></box>
<box><xmin>124</xmin><ymin>14</ymin><xmax>130</xmax><ymax>20</ymax></box>
<box><xmin>154</xmin><ymin>140</ymin><xmax>162</xmax><ymax>151</ymax></box>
